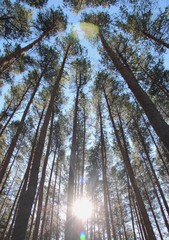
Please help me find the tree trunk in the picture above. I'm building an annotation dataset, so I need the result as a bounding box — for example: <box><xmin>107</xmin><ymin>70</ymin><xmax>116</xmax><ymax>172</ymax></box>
<box><xmin>104</xmin><ymin>89</ymin><xmax>156</xmax><ymax>240</ymax></box>
<box><xmin>0</xmin><ymin>31</ymin><xmax>49</xmax><ymax>72</ymax></box>
<box><xmin>98</xmin><ymin>102</ymin><xmax>111</xmax><ymax>240</ymax></box>
<box><xmin>99</xmin><ymin>31</ymin><xmax>169</xmax><ymax>152</ymax></box>
<box><xmin>65</xmin><ymin>84</ymin><xmax>80</xmax><ymax>240</ymax></box>
<box><xmin>11</xmin><ymin>45</ymin><xmax>70</xmax><ymax>240</ymax></box>
<box><xmin>134</xmin><ymin>118</ymin><xmax>169</xmax><ymax>216</ymax></box>
<box><xmin>0</xmin><ymin>67</ymin><xmax>47</xmax><ymax>184</ymax></box>
<box><xmin>0</xmin><ymin>83</ymin><xmax>31</xmax><ymax>137</ymax></box>
<box><xmin>32</xmin><ymin>111</ymin><xmax>54</xmax><ymax>240</ymax></box>
<box><xmin>141</xmin><ymin>30</ymin><xmax>169</xmax><ymax>48</ymax></box>
<box><xmin>142</xmin><ymin>179</ymin><xmax>164</xmax><ymax>240</ymax></box>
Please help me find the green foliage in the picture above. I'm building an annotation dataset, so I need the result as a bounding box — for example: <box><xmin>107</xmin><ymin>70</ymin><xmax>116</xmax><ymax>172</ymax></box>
<box><xmin>81</xmin><ymin>12</ymin><xmax>112</xmax><ymax>33</ymax></box>
<box><xmin>35</xmin><ymin>7</ymin><xmax>67</xmax><ymax>35</ymax></box>
<box><xmin>0</xmin><ymin>0</ymin><xmax>32</xmax><ymax>40</ymax></box>
<box><xmin>63</xmin><ymin>0</ymin><xmax>116</xmax><ymax>12</ymax></box>
<box><xmin>20</xmin><ymin>0</ymin><xmax>48</xmax><ymax>8</ymax></box>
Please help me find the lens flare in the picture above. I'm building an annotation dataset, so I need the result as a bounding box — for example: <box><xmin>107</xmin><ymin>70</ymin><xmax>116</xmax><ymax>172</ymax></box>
<box><xmin>80</xmin><ymin>231</ymin><xmax>86</xmax><ymax>240</ymax></box>
<box><xmin>79</xmin><ymin>22</ymin><xmax>99</xmax><ymax>39</ymax></box>
<box><xmin>73</xmin><ymin>197</ymin><xmax>92</xmax><ymax>220</ymax></box>
<box><xmin>71</xmin><ymin>22</ymin><xmax>99</xmax><ymax>40</ymax></box>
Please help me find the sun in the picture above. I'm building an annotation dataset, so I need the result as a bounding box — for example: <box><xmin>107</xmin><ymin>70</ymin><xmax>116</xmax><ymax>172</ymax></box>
<box><xmin>72</xmin><ymin>197</ymin><xmax>93</xmax><ymax>220</ymax></box>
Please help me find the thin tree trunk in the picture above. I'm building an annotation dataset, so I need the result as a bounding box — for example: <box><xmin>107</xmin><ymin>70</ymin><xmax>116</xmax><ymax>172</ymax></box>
<box><xmin>80</xmin><ymin>106</ymin><xmax>86</xmax><ymax>197</ymax></box>
<box><xmin>141</xmin><ymin>113</ymin><xmax>169</xmax><ymax>175</ymax></box>
<box><xmin>141</xmin><ymin>30</ymin><xmax>169</xmax><ymax>48</ymax></box>
<box><xmin>11</xmin><ymin>44</ymin><xmax>70</xmax><ymax>240</ymax></box>
<box><xmin>98</xmin><ymin>102</ymin><xmax>111</xmax><ymax>240</ymax></box>
<box><xmin>0</xmin><ymin>133</ymin><xmax>24</xmax><ymax>195</ymax></box>
<box><xmin>99</xmin><ymin>31</ymin><xmax>169</xmax><ymax>152</ymax></box>
<box><xmin>0</xmin><ymin>83</ymin><xmax>31</xmax><ymax>137</ymax></box>
<box><xmin>142</xmin><ymin>180</ymin><xmax>164</xmax><ymax>240</ymax></box>
<box><xmin>106</xmin><ymin>181</ymin><xmax>117</xmax><ymax>240</ymax></box>
<box><xmin>65</xmin><ymin>84</ymin><xmax>80</xmax><ymax>240</ymax></box>
<box><xmin>142</xmin><ymin>157</ymin><xmax>169</xmax><ymax>233</ymax></box>
<box><xmin>0</xmin><ymin>98</ymin><xmax>13</xmax><ymax>122</ymax></box>
<box><xmin>134</xmin><ymin>118</ymin><xmax>169</xmax><ymax>216</ymax></box>
<box><xmin>56</xmin><ymin>169</ymin><xmax>62</xmax><ymax>240</ymax></box>
<box><xmin>0</xmin><ymin>66</ymin><xmax>47</xmax><ymax>184</ymax></box>
<box><xmin>0</xmin><ymin>31</ymin><xmax>49</xmax><ymax>72</ymax></box>
<box><xmin>104</xmin><ymin>89</ymin><xmax>156</xmax><ymax>240</ymax></box>
<box><xmin>39</xmin><ymin>149</ymin><xmax>56</xmax><ymax>240</ymax></box>
<box><xmin>127</xmin><ymin>178</ymin><xmax>137</xmax><ymax>240</ymax></box>
<box><xmin>49</xmin><ymin>152</ymin><xmax>60</xmax><ymax>240</ymax></box>
<box><xmin>32</xmin><ymin>111</ymin><xmax>54</xmax><ymax>240</ymax></box>
<box><xmin>133</xmin><ymin>196</ymin><xmax>146</xmax><ymax>240</ymax></box>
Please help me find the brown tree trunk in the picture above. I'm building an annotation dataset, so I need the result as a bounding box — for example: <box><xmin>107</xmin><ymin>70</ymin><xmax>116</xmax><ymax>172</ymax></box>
<box><xmin>98</xmin><ymin>102</ymin><xmax>111</xmax><ymax>240</ymax></box>
<box><xmin>103</xmin><ymin>89</ymin><xmax>156</xmax><ymax>240</ymax></box>
<box><xmin>106</xmin><ymin>181</ymin><xmax>117</xmax><ymax>240</ymax></box>
<box><xmin>0</xmin><ymin>83</ymin><xmax>31</xmax><ymax>137</ymax></box>
<box><xmin>80</xmin><ymin>106</ymin><xmax>86</xmax><ymax>197</ymax></box>
<box><xmin>141</xmin><ymin>30</ymin><xmax>169</xmax><ymax>49</ymax></box>
<box><xmin>134</xmin><ymin>118</ymin><xmax>169</xmax><ymax>216</ymax></box>
<box><xmin>65</xmin><ymin>84</ymin><xmax>80</xmax><ymax>240</ymax></box>
<box><xmin>11</xmin><ymin>45</ymin><xmax>70</xmax><ymax>240</ymax></box>
<box><xmin>127</xmin><ymin>178</ymin><xmax>137</xmax><ymax>240</ymax></box>
<box><xmin>99</xmin><ymin>31</ymin><xmax>169</xmax><ymax>152</ymax></box>
<box><xmin>39</xmin><ymin>149</ymin><xmax>56</xmax><ymax>240</ymax></box>
<box><xmin>49</xmin><ymin>150</ymin><xmax>60</xmax><ymax>240</ymax></box>
<box><xmin>32</xmin><ymin>111</ymin><xmax>54</xmax><ymax>240</ymax></box>
<box><xmin>142</xmin><ymin>180</ymin><xmax>164</xmax><ymax>240</ymax></box>
<box><xmin>0</xmin><ymin>31</ymin><xmax>49</xmax><ymax>72</ymax></box>
<box><xmin>0</xmin><ymin>67</ymin><xmax>47</xmax><ymax>184</ymax></box>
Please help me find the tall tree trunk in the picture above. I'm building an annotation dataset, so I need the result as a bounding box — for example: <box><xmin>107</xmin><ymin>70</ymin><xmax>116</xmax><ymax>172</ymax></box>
<box><xmin>65</xmin><ymin>84</ymin><xmax>80</xmax><ymax>240</ymax></box>
<box><xmin>106</xmin><ymin>181</ymin><xmax>118</xmax><ymax>240</ymax></box>
<box><xmin>11</xmin><ymin>45</ymin><xmax>70</xmax><ymax>240</ymax></box>
<box><xmin>127</xmin><ymin>177</ymin><xmax>137</xmax><ymax>240</ymax></box>
<box><xmin>0</xmin><ymin>65</ymin><xmax>48</xmax><ymax>184</ymax></box>
<box><xmin>32</xmin><ymin>111</ymin><xmax>54</xmax><ymax>240</ymax></box>
<box><xmin>98</xmin><ymin>102</ymin><xmax>111</xmax><ymax>240</ymax></box>
<box><xmin>141</xmin><ymin>30</ymin><xmax>169</xmax><ymax>48</ymax></box>
<box><xmin>142</xmin><ymin>179</ymin><xmax>164</xmax><ymax>240</ymax></box>
<box><xmin>134</xmin><ymin>118</ymin><xmax>169</xmax><ymax>216</ymax></box>
<box><xmin>0</xmin><ymin>98</ymin><xmax>13</xmax><ymax>122</ymax></box>
<box><xmin>0</xmin><ymin>84</ymin><xmax>31</xmax><ymax>137</ymax></box>
<box><xmin>0</xmin><ymin>31</ymin><xmax>50</xmax><ymax>72</ymax></box>
<box><xmin>141</xmin><ymin>113</ymin><xmax>169</xmax><ymax>175</ymax></box>
<box><xmin>39</xmin><ymin>148</ymin><xmax>56</xmax><ymax>240</ymax></box>
<box><xmin>99</xmin><ymin>31</ymin><xmax>169</xmax><ymax>152</ymax></box>
<box><xmin>104</xmin><ymin>89</ymin><xmax>156</xmax><ymax>240</ymax></box>
<box><xmin>80</xmin><ymin>106</ymin><xmax>86</xmax><ymax>197</ymax></box>
<box><xmin>49</xmin><ymin>153</ymin><xmax>59</xmax><ymax>240</ymax></box>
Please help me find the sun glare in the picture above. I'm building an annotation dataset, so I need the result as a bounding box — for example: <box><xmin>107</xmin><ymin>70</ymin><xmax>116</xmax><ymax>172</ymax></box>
<box><xmin>73</xmin><ymin>198</ymin><xmax>93</xmax><ymax>220</ymax></box>
<box><xmin>71</xmin><ymin>22</ymin><xmax>99</xmax><ymax>40</ymax></box>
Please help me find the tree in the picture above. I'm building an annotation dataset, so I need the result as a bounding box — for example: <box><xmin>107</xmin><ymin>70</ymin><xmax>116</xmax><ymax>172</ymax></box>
<box><xmin>0</xmin><ymin>1</ymin><xmax>32</xmax><ymax>40</ymax></box>
<box><xmin>65</xmin><ymin>56</ymin><xmax>91</xmax><ymax>240</ymax></box>
<box><xmin>0</xmin><ymin>8</ymin><xmax>67</xmax><ymax>72</ymax></box>
<box><xmin>82</xmin><ymin>12</ymin><xmax>169</xmax><ymax>152</ymax></box>
<box><xmin>11</xmin><ymin>36</ymin><xmax>74</xmax><ymax>240</ymax></box>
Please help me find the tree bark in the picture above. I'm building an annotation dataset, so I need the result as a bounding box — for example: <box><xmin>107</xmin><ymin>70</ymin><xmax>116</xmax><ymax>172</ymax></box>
<box><xmin>99</xmin><ymin>31</ymin><xmax>169</xmax><ymax>152</ymax></box>
<box><xmin>0</xmin><ymin>31</ymin><xmax>49</xmax><ymax>72</ymax></box>
<box><xmin>98</xmin><ymin>102</ymin><xmax>111</xmax><ymax>240</ymax></box>
<box><xmin>11</xmin><ymin>44</ymin><xmax>70</xmax><ymax>240</ymax></box>
<box><xmin>0</xmin><ymin>68</ymin><xmax>45</xmax><ymax>184</ymax></box>
<box><xmin>141</xmin><ymin>30</ymin><xmax>169</xmax><ymax>49</ymax></box>
<box><xmin>65</xmin><ymin>83</ymin><xmax>80</xmax><ymax>240</ymax></box>
<box><xmin>104</xmin><ymin>89</ymin><xmax>156</xmax><ymax>240</ymax></box>
<box><xmin>32</xmin><ymin>111</ymin><xmax>54</xmax><ymax>240</ymax></box>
